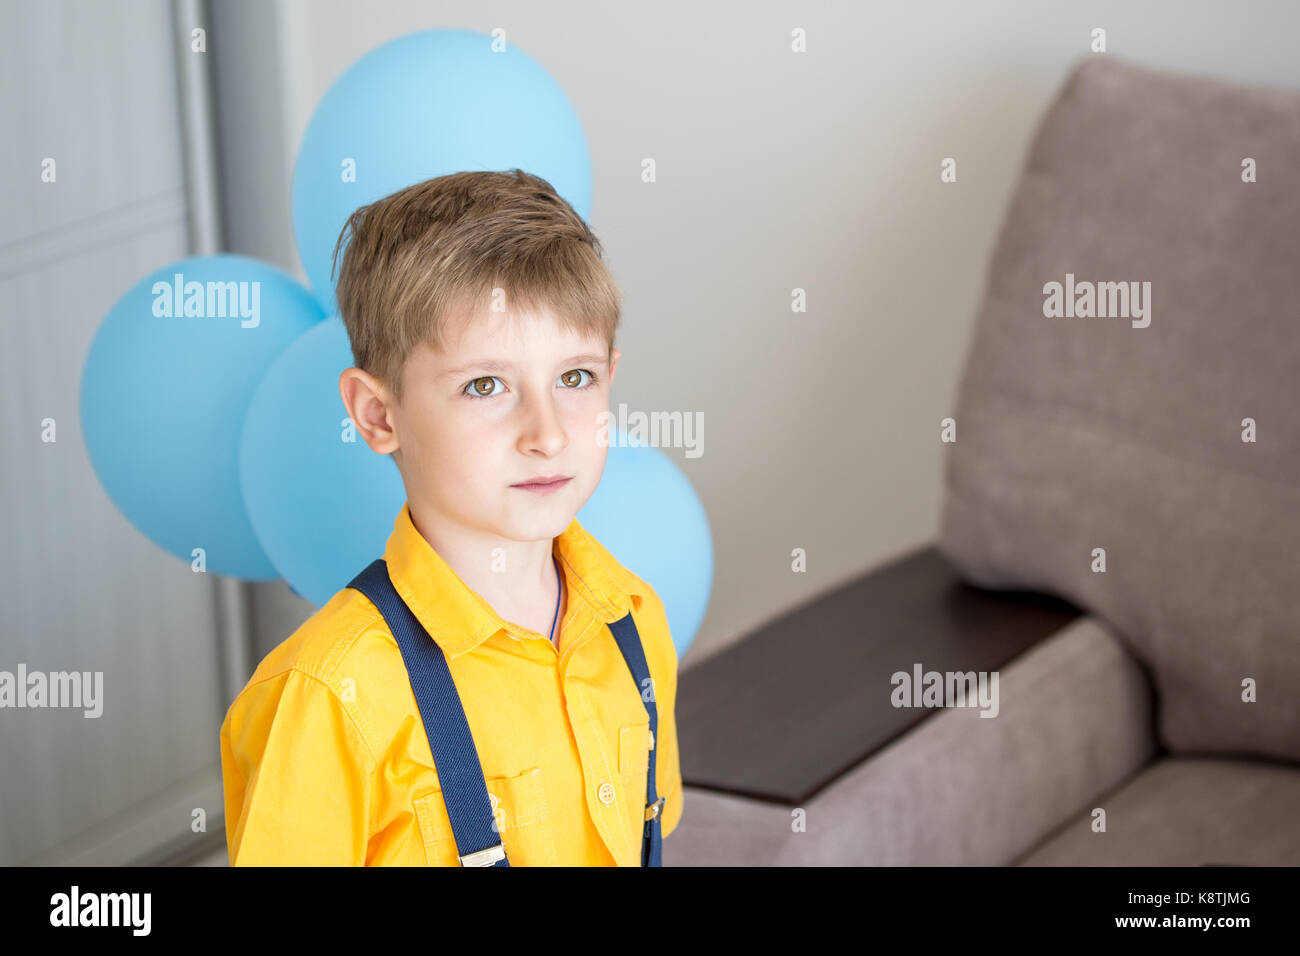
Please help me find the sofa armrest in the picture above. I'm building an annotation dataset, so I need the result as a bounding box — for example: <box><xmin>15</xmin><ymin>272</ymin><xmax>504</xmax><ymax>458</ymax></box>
<box><xmin>771</xmin><ymin>615</ymin><xmax>1159</xmax><ymax>864</ymax></box>
<box><xmin>677</xmin><ymin>544</ymin><xmax>1084</xmax><ymax>803</ymax></box>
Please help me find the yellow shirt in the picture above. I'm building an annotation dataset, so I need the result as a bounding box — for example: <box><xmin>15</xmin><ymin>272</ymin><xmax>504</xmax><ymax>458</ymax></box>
<box><xmin>219</xmin><ymin>501</ymin><xmax>683</xmax><ymax>865</ymax></box>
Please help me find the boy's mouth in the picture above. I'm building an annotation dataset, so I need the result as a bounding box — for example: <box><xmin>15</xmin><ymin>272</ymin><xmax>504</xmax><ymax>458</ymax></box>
<box><xmin>510</xmin><ymin>475</ymin><xmax>572</xmax><ymax>495</ymax></box>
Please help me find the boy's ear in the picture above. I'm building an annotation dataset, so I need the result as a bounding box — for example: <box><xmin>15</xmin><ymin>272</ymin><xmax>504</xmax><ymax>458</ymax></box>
<box><xmin>609</xmin><ymin>347</ymin><xmax>620</xmax><ymax>384</ymax></box>
<box><xmin>339</xmin><ymin>367</ymin><xmax>400</xmax><ymax>454</ymax></box>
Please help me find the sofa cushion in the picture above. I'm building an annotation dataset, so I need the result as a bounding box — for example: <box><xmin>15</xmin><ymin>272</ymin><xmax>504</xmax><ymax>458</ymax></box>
<box><xmin>1014</xmin><ymin>756</ymin><xmax>1300</xmax><ymax>865</ymax></box>
<box><xmin>938</xmin><ymin>56</ymin><xmax>1300</xmax><ymax>762</ymax></box>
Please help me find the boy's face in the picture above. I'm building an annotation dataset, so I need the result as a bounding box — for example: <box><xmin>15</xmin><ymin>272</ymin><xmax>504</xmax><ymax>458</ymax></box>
<box><xmin>386</xmin><ymin>305</ymin><xmax>620</xmax><ymax>544</ymax></box>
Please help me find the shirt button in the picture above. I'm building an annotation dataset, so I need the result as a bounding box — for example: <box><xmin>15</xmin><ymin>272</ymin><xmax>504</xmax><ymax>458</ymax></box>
<box><xmin>597</xmin><ymin>781</ymin><xmax>615</xmax><ymax>805</ymax></box>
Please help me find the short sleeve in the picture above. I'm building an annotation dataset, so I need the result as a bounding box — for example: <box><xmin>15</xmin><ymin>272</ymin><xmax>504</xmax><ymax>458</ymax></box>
<box><xmin>220</xmin><ymin>668</ymin><xmax>374</xmax><ymax>865</ymax></box>
<box><xmin>658</xmin><ymin>676</ymin><xmax>684</xmax><ymax>837</ymax></box>
<box><xmin>639</xmin><ymin>584</ymin><xmax>683</xmax><ymax>838</ymax></box>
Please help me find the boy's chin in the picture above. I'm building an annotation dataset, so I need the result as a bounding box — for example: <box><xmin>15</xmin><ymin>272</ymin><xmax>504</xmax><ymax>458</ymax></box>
<box><xmin>500</xmin><ymin>503</ymin><xmax>577</xmax><ymax>542</ymax></box>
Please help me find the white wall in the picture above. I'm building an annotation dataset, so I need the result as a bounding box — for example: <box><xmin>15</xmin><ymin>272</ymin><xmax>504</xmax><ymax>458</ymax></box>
<box><xmin>220</xmin><ymin>0</ymin><xmax>1300</xmax><ymax>668</ymax></box>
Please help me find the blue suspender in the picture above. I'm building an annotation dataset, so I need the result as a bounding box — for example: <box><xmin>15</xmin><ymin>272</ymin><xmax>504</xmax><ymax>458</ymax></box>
<box><xmin>348</xmin><ymin>559</ymin><xmax>508</xmax><ymax>867</ymax></box>
<box><xmin>606</xmin><ymin>612</ymin><xmax>665</xmax><ymax>867</ymax></box>
<box><xmin>347</xmin><ymin>558</ymin><xmax>664</xmax><ymax>867</ymax></box>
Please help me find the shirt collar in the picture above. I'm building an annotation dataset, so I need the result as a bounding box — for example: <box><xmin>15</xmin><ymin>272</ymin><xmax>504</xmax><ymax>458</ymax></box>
<box><xmin>381</xmin><ymin>501</ymin><xmax>644</xmax><ymax>660</ymax></box>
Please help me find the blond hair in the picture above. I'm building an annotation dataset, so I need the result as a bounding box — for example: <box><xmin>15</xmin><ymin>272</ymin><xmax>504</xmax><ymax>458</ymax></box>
<box><xmin>331</xmin><ymin>168</ymin><xmax>622</xmax><ymax>403</ymax></box>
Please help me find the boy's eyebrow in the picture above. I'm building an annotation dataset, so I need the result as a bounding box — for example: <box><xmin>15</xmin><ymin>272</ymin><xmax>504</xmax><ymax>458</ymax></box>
<box><xmin>439</xmin><ymin>353</ymin><xmax>610</xmax><ymax>379</ymax></box>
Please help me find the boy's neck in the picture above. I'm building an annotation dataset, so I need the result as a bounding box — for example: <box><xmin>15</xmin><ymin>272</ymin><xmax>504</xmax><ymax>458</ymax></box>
<box><xmin>408</xmin><ymin>500</ymin><xmax>562</xmax><ymax>639</ymax></box>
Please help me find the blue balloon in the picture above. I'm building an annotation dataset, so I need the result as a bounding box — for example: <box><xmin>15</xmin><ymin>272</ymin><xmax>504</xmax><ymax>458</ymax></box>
<box><xmin>577</xmin><ymin>443</ymin><xmax>713</xmax><ymax>658</ymax></box>
<box><xmin>80</xmin><ymin>254</ymin><xmax>326</xmax><ymax>579</ymax></box>
<box><xmin>291</xmin><ymin>28</ymin><xmax>593</xmax><ymax>314</ymax></box>
<box><xmin>239</xmin><ymin>316</ymin><xmax>405</xmax><ymax>604</ymax></box>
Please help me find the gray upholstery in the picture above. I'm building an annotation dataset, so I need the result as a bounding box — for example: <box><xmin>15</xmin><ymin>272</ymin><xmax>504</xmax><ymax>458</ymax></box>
<box><xmin>1015</xmin><ymin>757</ymin><xmax>1300</xmax><ymax>866</ymax></box>
<box><xmin>937</xmin><ymin>56</ymin><xmax>1300</xmax><ymax>762</ymax></box>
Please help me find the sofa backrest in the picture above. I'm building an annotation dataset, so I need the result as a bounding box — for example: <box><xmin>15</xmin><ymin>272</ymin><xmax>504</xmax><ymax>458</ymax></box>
<box><xmin>938</xmin><ymin>55</ymin><xmax>1300</xmax><ymax>764</ymax></box>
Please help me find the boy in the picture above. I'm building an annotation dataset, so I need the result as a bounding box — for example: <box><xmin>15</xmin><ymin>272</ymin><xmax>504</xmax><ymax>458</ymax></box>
<box><xmin>219</xmin><ymin>169</ymin><xmax>683</xmax><ymax>865</ymax></box>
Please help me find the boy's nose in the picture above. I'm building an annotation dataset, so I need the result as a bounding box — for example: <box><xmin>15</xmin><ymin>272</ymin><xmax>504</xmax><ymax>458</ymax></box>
<box><xmin>517</xmin><ymin>395</ymin><xmax>568</xmax><ymax>455</ymax></box>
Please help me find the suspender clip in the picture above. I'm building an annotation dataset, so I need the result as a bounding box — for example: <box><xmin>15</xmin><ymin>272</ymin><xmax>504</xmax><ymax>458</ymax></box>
<box><xmin>644</xmin><ymin>796</ymin><xmax>666</xmax><ymax>822</ymax></box>
<box><xmin>459</xmin><ymin>843</ymin><xmax>506</xmax><ymax>866</ymax></box>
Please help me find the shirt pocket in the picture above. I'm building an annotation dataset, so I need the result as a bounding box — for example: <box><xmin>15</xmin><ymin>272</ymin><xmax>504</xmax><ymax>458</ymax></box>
<box><xmin>618</xmin><ymin>719</ymin><xmax>653</xmax><ymax>826</ymax></box>
<box><xmin>618</xmin><ymin>719</ymin><xmax>651</xmax><ymax>777</ymax></box>
<box><xmin>413</xmin><ymin>765</ymin><xmax>558</xmax><ymax>866</ymax></box>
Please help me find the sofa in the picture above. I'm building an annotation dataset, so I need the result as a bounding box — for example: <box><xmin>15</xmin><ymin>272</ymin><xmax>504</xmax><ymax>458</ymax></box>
<box><xmin>665</xmin><ymin>55</ymin><xmax>1300</xmax><ymax>866</ymax></box>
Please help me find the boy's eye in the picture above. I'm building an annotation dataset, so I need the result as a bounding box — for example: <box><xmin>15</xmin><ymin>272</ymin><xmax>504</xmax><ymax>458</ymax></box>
<box><xmin>465</xmin><ymin>375</ymin><xmax>504</xmax><ymax>398</ymax></box>
<box><xmin>464</xmin><ymin>369</ymin><xmax>598</xmax><ymax>399</ymax></box>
